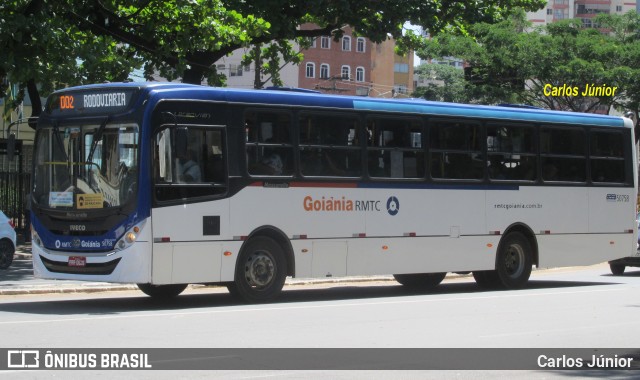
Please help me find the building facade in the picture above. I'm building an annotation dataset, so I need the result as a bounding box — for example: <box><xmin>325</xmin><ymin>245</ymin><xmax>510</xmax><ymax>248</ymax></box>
<box><xmin>297</xmin><ymin>25</ymin><xmax>414</xmax><ymax>97</ymax></box>
<box><xmin>528</xmin><ymin>0</ymin><xmax>637</xmax><ymax>28</ymax></box>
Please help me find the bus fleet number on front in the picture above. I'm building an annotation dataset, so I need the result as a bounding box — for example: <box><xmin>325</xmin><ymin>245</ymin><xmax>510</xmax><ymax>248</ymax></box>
<box><xmin>60</xmin><ymin>95</ymin><xmax>74</xmax><ymax>110</ymax></box>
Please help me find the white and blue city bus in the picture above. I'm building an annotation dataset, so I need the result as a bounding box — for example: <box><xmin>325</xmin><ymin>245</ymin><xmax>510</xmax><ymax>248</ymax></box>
<box><xmin>30</xmin><ymin>82</ymin><xmax>638</xmax><ymax>302</ymax></box>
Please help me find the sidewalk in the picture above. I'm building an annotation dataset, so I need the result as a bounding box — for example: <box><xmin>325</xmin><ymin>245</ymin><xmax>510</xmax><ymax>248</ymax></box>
<box><xmin>0</xmin><ymin>243</ymin><xmax>395</xmax><ymax>296</ymax></box>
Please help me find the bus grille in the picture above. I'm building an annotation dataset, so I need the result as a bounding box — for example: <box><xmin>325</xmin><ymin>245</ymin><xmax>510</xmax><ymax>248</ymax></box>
<box><xmin>39</xmin><ymin>256</ymin><xmax>121</xmax><ymax>275</ymax></box>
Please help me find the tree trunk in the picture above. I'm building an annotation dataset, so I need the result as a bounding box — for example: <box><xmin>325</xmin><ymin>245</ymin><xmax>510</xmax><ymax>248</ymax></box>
<box><xmin>182</xmin><ymin>67</ymin><xmax>205</xmax><ymax>85</ymax></box>
<box><xmin>27</xmin><ymin>79</ymin><xmax>41</xmax><ymax>129</ymax></box>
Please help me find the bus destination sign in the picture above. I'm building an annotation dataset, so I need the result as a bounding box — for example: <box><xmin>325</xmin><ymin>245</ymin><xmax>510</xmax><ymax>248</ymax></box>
<box><xmin>47</xmin><ymin>89</ymin><xmax>137</xmax><ymax>116</ymax></box>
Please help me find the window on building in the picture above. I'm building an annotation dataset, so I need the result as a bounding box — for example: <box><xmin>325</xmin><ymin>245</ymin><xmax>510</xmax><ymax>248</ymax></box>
<box><xmin>356</xmin><ymin>37</ymin><xmax>366</xmax><ymax>53</ymax></box>
<box><xmin>321</xmin><ymin>36</ymin><xmax>330</xmax><ymax>49</ymax></box>
<box><xmin>341</xmin><ymin>65</ymin><xmax>351</xmax><ymax>80</ymax></box>
<box><xmin>547</xmin><ymin>8</ymin><xmax>552</xmax><ymax>15</ymax></box>
<box><xmin>394</xmin><ymin>85</ymin><xmax>408</xmax><ymax>94</ymax></box>
<box><xmin>320</xmin><ymin>64</ymin><xmax>330</xmax><ymax>79</ymax></box>
<box><xmin>342</xmin><ymin>36</ymin><xmax>351</xmax><ymax>51</ymax></box>
<box><xmin>229</xmin><ymin>64</ymin><xmax>244</xmax><ymax>77</ymax></box>
<box><xmin>356</xmin><ymin>67</ymin><xmax>365</xmax><ymax>82</ymax></box>
<box><xmin>394</xmin><ymin>63</ymin><xmax>409</xmax><ymax>73</ymax></box>
<box><xmin>306</xmin><ymin>63</ymin><xmax>315</xmax><ymax>78</ymax></box>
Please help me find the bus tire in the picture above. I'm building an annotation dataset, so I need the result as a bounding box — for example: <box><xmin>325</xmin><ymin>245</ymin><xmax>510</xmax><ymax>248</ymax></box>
<box><xmin>393</xmin><ymin>272</ymin><xmax>446</xmax><ymax>290</ymax></box>
<box><xmin>495</xmin><ymin>232</ymin><xmax>532</xmax><ymax>289</ymax></box>
<box><xmin>0</xmin><ymin>238</ymin><xmax>15</xmax><ymax>269</ymax></box>
<box><xmin>227</xmin><ymin>236</ymin><xmax>287</xmax><ymax>303</ymax></box>
<box><xmin>137</xmin><ymin>283</ymin><xmax>187</xmax><ymax>298</ymax></box>
<box><xmin>472</xmin><ymin>270</ymin><xmax>501</xmax><ymax>289</ymax></box>
<box><xmin>609</xmin><ymin>263</ymin><xmax>625</xmax><ymax>275</ymax></box>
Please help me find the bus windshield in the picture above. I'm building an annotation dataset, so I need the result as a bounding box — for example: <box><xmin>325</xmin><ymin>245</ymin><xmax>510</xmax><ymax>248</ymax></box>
<box><xmin>32</xmin><ymin>122</ymin><xmax>139</xmax><ymax>210</ymax></box>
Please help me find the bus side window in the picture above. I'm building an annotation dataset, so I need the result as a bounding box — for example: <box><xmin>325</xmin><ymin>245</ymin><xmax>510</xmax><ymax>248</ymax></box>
<box><xmin>429</xmin><ymin>121</ymin><xmax>483</xmax><ymax>180</ymax></box>
<box><xmin>366</xmin><ymin>117</ymin><xmax>424</xmax><ymax>179</ymax></box>
<box><xmin>245</xmin><ymin>110</ymin><xmax>293</xmax><ymax>176</ymax></box>
<box><xmin>299</xmin><ymin>113</ymin><xmax>362</xmax><ymax>177</ymax></box>
<box><xmin>541</xmin><ymin>127</ymin><xmax>586</xmax><ymax>182</ymax></box>
<box><xmin>486</xmin><ymin>125</ymin><xmax>536</xmax><ymax>181</ymax></box>
<box><xmin>153</xmin><ymin>127</ymin><xmax>227</xmax><ymax>202</ymax></box>
<box><xmin>590</xmin><ymin>130</ymin><xmax>626</xmax><ymax>184</ymax></box>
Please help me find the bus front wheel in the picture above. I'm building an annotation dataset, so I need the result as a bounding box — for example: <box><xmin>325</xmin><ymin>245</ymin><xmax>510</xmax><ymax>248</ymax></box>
<box><xmin>227</xmin><ymin>236</ymin><xmax>287</xmax><ymax>303</ymax></box>
<box><xmin>393</xmin><ymin>272</ymin><xmax>447</xmax><ymax>290</ymax></box>
<box><xmin>472</xmin><ymin>270</ymin><xmax>501</xmax><ymax>289</ymax></box>
<box><xmin>137</xmin><ymin>283</ymin><xmax>187</xmax><ymax>298</ymax></box>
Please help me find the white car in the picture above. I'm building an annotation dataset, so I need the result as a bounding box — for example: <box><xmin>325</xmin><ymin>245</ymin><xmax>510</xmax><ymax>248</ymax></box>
<box><xmin>0</xmin><ymin>211</ymin><xmax>16</xmax><ymax>269</ymax></box>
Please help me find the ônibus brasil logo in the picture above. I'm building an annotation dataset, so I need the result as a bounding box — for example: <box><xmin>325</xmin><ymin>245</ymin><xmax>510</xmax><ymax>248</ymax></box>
<box><xmin>303</xmin><ymin>195</ymin><xmax>400</xmax><ymax>216</ymax></box>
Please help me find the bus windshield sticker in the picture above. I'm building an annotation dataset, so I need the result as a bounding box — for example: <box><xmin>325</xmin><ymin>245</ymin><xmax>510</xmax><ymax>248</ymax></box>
<box><xmin>49</xmin><ymin>192</ymin><xmax>73</xmax><ymax>207</ymax></box>
<box><xmin>77</xmin><ymin>194</ymin><xmax>104</xmax><ymax>209</ymax></box>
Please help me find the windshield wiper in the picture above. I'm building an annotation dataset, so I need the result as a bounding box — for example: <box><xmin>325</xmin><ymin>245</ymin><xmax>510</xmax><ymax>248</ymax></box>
<box><xmin>87</xmin><ymin>116</ymin><xmax>110</xmax><ymax>165</ymax></box>
<box><xmin>51</xmin><ymin>121</ymin><xmax>69</xmax><ymax>163</ymax></box>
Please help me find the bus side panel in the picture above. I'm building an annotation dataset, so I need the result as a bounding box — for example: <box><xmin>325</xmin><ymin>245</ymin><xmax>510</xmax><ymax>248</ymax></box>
<box><xmin>537</xmin><ymin>233</ymin><xmax>634</xmax><ymax>268</ymax></box>
<box><xmin>588</xmin><ymin>187</ymin><xmax>636</xmax><ymax>235</ymax></box>
<box><xmin>229</xmin><ymin>185</ymin><xmax>366</xmax><ymax>239</ymax></box>
<box><xmin>346</xmin><ymin>236</ymin><xmax>499</xmax><ymax>275</ymax></box>
<box><xmin>487</xmin><ymin>187</ymin><xmax>588</xmax><ymax>236</ymax></box>
<box><xmin>364</xmin><ymin>188</ymin><xmax>487</xmax><ymax>238</ymax></box>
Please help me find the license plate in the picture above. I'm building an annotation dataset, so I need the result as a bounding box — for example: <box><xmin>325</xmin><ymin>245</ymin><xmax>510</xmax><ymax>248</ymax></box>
<box><xmin>68</xmin><ymin>256</ymin><xmax>86</xmax><ymax>267</ymax></box>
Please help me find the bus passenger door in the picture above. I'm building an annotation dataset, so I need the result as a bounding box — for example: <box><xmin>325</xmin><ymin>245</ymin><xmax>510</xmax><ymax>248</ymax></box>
<box><xmin>150</xmin><ymin>120</ymin><xmax>230</xmax><ymax>285</ymax></box>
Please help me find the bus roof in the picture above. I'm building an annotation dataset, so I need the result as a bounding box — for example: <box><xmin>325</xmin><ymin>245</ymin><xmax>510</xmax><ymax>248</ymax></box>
<box><xmin>53</xmin><ymin>82</ymin><xmax>627</xmax><ymax>128</ymax></box>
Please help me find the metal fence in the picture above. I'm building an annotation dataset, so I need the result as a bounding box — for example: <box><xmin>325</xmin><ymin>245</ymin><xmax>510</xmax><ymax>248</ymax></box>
<box><xmin>0</xmin><ymin>173</ymin><xmax>30</xmax><ymax>242</ymax></box>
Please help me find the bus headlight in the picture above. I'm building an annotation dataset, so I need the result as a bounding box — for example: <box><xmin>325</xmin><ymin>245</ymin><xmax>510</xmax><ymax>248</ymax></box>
<box><xmin>125</xmin><ymin>231</ymin><xmax>137</xmax><ymax>244</ymax></box>
<box><xmin>31</xmin><ymin>226</ymin><xmax>42</xmax><ymax>247</ymax></box>
<box><xmin>116</xmin><ymin>222</ymin><xmax>145</xmax><ymax>251</ymax></box>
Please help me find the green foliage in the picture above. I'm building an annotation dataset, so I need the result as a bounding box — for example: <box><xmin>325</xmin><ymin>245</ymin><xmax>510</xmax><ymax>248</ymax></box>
<box><xmin>416</xmin><ymin>10</ymin><xmax>640</xmax><ymax>119</ymax></box>
<box><xmin>1</xmin><ymin>0</ymin><xmax>546</xmax><ymax>120</ymax></box>
<box><xmin>413</xmin><ymin>63</ymin><xmax>468</xmax><ymax>103</ymax></box>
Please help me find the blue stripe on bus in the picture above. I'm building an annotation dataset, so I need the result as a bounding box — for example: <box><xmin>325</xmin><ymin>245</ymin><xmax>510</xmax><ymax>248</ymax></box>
<box><xmin>353</xmin><ymin>100</ymin><xmax>624</xmax><ymax>127</ymax></box>
<box><xmin>267</xmin><ymin>181</ymin><xmax>519</xmax><ymax>191</ymax></box>
<box><xmin>358</xmin><ymin>182</ymin><xmax>519</xmax><ymax>191</ymax></box>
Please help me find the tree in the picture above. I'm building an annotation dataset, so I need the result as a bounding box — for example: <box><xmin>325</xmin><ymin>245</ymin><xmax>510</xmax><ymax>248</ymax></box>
<box><xmin>1</xmin><ymin>0</ymin><xmax>547</xmax><ymax>123</ymax></box>
<box><xmin>416</xmin><ymin>10</ymin><xmax>640</xmax><ymax>116</ymax></box>
<box><xmin>413</xmin><ymin>63</ymin><xmax>469</xmax><ymax>103</ymax></box>
<box><xmin>596</xmin><ymin>11</ymin><xmax>640</xmax><ymax>139</ymax></box>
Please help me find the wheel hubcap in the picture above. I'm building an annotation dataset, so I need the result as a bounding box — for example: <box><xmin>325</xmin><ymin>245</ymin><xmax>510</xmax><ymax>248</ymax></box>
<box><xmin>504</xmin><ymin>244</ymin><xmax>524</xmax><ymax>278</ymax></box>
<box><xmin>245</xmin><ymin>251</ymin><xmax>275</xmax><ymax>288</ymax></box>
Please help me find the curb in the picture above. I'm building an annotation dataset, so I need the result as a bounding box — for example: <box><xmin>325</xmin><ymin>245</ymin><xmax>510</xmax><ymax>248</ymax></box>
<box><xmin>2</xmin><ymin>244</ymin><xmax>455</xmax><ymax>296</ymax></box>
<box><xmin>0</xmin><ymin>277</ymin><xmax>398</xmax><ymax>296</ymax></box>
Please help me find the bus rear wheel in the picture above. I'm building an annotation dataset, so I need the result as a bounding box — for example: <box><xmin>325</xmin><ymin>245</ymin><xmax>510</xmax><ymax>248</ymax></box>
<box><xmin>393</xmin><ymin>272</ymin><xmax>447</xmax><ymax>290</ymax></box>
<box><xmin>495</xmin><ymin>232</ymin><xmax>532</xmax><ymax>289</ymax></box>
<box><xmin>227</xmin><ymin>236</ymin><xmax>287</xmax><ymax>303</ymax></box>
<box><xmin>137</xmin><ymin>283</ymin><xmax>187</xmax><ymax>298</ymax></box>
<box><xmin>609</xmin><ymin>263</ymin><xmax>625</xmax><ymax>275</ymax></box>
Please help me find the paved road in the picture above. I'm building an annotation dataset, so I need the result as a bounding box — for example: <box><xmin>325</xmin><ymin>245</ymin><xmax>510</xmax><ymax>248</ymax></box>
<box><xmin>1</xmin><ymin>263</ymin><xmax>640</xmax><ymax>379</ymax></box>
<box><xmin>3</xmin><ymin>249</ymin><xmax>640</xmax><ymax>379</ymax></box>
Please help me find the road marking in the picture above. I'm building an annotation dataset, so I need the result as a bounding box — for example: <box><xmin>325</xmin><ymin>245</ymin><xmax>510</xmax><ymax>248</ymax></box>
<box><xmin>479</xmin><ymin>321</ymin><xmax>640</xmax><ymax>339</ymax></box>
<box><xmin>0</xmin><ymin>286</ymin><xmax>627</xmax><ymax>326</ymax></box>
